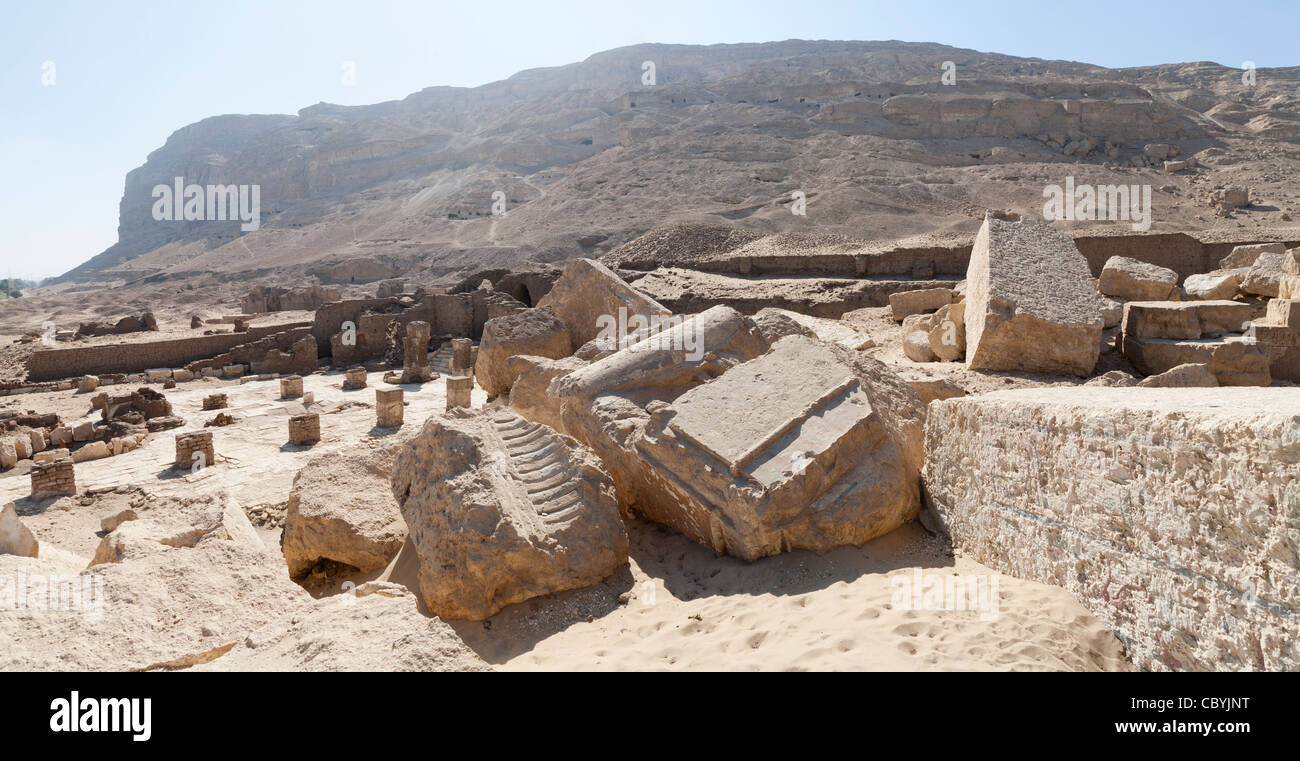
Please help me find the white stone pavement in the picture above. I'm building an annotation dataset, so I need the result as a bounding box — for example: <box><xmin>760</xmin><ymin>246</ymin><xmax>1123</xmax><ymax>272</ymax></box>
<box><xmin>0</xmin><ymin>370</ymin><xmax>487</xmax><ymax>509</ymax></box>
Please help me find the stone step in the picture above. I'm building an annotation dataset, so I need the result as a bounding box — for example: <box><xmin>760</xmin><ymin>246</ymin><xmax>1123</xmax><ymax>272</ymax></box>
<box><xmin>1122</xmin><ymin>300</ymin><xmax>1256</xmax><ymax>340</ymax></box>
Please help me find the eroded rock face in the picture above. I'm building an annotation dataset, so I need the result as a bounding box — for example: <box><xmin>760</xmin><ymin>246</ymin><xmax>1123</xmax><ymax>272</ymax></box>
<box><xmin>281</xmin><ymin>450</ymin><xmax>409</xmax><ymax>578</ymax></box>
<box><xmin>922</xmin><ymin>388</ymin><xmax>1300</xmax><ymax>672</ymax></box>
<box><xmin>1098</xmin><ymin>256</ymin><xmax>1179</xmax><ymax>301</ymax></box>
<box><xmin>390</xmin><ymin>407</ymin><xmax>628</xmax><ymax>620</ymax></box>
<box><xmin>536</xmin><ymin>258</ymin><xmax>672</xmax><ymax>351</ymax></box>
<box><xmin>964</xmin><ymin>214</ymin><xmax>1102</xmax><ymax>376</ymax></box>
<box><xmin>475</xmin><ymin>306</ymin><xmax>572</xmax><ymax>397</ymax></box>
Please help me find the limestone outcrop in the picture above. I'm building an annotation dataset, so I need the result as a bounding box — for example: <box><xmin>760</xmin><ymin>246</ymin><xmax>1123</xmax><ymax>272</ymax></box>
<box><xmin>964</xmin><ymin>214</ymin><xmax>1102</xmax><ymax>376</ymax></box>
<box><xmin>922</xmin><ymin>387</ymin><xmax>1300</xmax><ymax>672</ymax></box>
<box><xmin>390</xmin><ymin>407</ymin><xmax>628</xmax><ymax>620</ymax></box>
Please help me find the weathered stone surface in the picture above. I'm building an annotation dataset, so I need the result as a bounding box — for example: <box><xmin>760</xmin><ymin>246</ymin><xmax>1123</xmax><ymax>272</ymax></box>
<box><xmin>90</xmin><ymin>490</ymin><xmax>265</xmax><ymax>567</ymax></box>
<box><xmin>375</xmin><ymin>387</ymin><xmax>404</xmax><ymax>427</ymax></box>
<box><xmin>288</xmin><ymin>414</ymin><xmax>321</xmax><ymax>446</ymax></box>
<box><xmin>964</xmin><ymin>214</ymin><xmax>1102</xmax><ymax>376</ymax></box>
<box><xmin>390</xmin><ymin>407</ymin><xmax>628</xmax><ymax>620</ymax></box>
<box><xmin>555</xmin><ymin>329</ymin><xmax>926</xmax><ymax>562</ymax></box>
<box><xmin>445</xmin><ymin>375</ymin><xmax>473</xmax><ymax>410</ymax></box>
<box><xmin>1098</xmin><ymin>256</ymin><xmax>1179</xmax><ymax>301</ymax></box>
<box><xmin>0</xmin><ymin>502</ymin><xmax>38</xmax><ymax>557</ymax></box>
<box><xmin>400</xmin><ymin>321</ymin><xmax>434</xmax><ymax>384</ymax></box>
<box><xmin>1242</xmin><ymin>252</ymin><xmax>1288</xmax><ymax>297</ymax></box>
<box><xmin>927</xmin><ymin>302</ymin><xmax>966</xmax><ymax>361</ymax></box>
<box><xmin>475</xmin><ymin>306</ymin><xmax>572</xmax><ymax>397</ymax></box>
<box><xmin>1136</xmin><ymin>363</ymin><xmax>1218</xmax><ymax>387</ymax></box>
<box><xmin>1220</xmin><ymin>242</ymin><xmax>1284</xmax><ymax>270</ymax></box>
<box><xmin>506</xmin><ymin>355</ymin><xmax>587</xmax><ymax>431</ymax></box>
<box><xmin>536</xmin><ymin>258</ymin><xmax>672</xmax><ymax>351</ymax></box>
<box><xmin>1183</xmin><ymin>271</ymin><xmax>1243</xmax><ymax>300</ymax></box>
<box><xmin>282</xmin><ymin>450</ymin><xmax>408</xmax><ymax>578</ymax></box>
<box><xmin>1084</xmin><ymin>370</ymin><xmax>1138</xmax><ymax>387</ymax></box>
<box><xmin>903</xmin><ymin>330</ymin><xmax>935</xmax><ymax>362</ymax></box>
<box><xmin>888</xmin><ymin>287</ymin><xmax>952</xmax><ymax>321</ymax></box>
<box><xmin>1098</xmin><ymin>295</ymin><xmax>1123</xmax><ymax>328</ymax></box>
<box><xmin>1123</xmin><ymin>335</ymin><xmax>1273</xmax><ymax>385</ymax></box>
<box><xmin>1122</xmin><ymin>300</ymin><xmax>1254</xmax><ymax>339</ymax></box>
<box><xmin>923</xmin><ymin>388</ymin><xmax>1300</xmax><ymax>671</ymax></box>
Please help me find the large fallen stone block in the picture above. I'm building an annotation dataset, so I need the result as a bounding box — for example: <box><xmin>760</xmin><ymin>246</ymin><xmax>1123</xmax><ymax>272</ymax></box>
<box><xmin>282</xmin><ymin>450</ymin><xmax>409</xmax><ymax>578</ymax></box>
<box><xmin>390</xmin><ymin>407</ymin><xmax>628</xmax><ymax>620</ymax></box>
<box><xmin>1242</xmin><ymin>252</ymin><xmax>1288</xmax><ymax>297</ymax></box>
<box><xmin>923</xmin><ymin>388</ymin><xmax>1300</xmax><ymax>671</ymax></box>
<box><xmin>507</xmin><ymin>355</ymin><xmax>587</xmax><ymax>431</ymax></box>
<box><xmin>1098</xmin><ymin>256</ymin><xmax>1178</xmax><ymax>301</ymax></box>
<box><xmin>1122</xmin><ymin>300</ymin><xmax>1255</xmax><ymax>339</ymax></box>
<box><xmin>964</xmin><ymin>214</ymin><xmax>1102</xmax><ymax>376</ymax></box>
<box><xmin>1122</xmin><ymin>335</ymin><xmax>1273</xmax><ymax>386</ymax></box>
<box><xmin>555</xmin><ymin>329</ymin><xmax>927</xmax><ymax>562</ymax></box>
<box><xmin>536</xmin><ymin>258</ymin><xmax>672</xmax><ymax>351</ymax></box>
<box><xmin>888</xmin><ymin>287</ymin><xmax>952</xmax><ymax>321</ymax></box>
<box><xmin>1220</xmin><ymin>242</ymin><xmax>1284</xmax><ymax>270</ymax></box>
<box><xmin>475</xmin><ymin>306</ymin><xmax>572</xmax><ymax>397</ymax></box>
<box><xmin>1183</xmin><ymin>271</ymin><xmax>1243</xmax><ymax>300</ymax></box>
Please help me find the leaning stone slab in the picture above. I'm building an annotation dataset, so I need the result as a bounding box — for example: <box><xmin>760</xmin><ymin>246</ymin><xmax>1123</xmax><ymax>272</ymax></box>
<box><xmin>964</xmin><ymin>214</ymin><xmax>1102</xmax><ymax>376</ymax></box>
<box><xmin>923</xmin><ymin>387</ymin><xmax>1300</xmax><ymax>671</ymax></box>
<box><xmin>536</xmin><ymin>258</ymin><xmax>672</xmax><ymax>352</ymax></box>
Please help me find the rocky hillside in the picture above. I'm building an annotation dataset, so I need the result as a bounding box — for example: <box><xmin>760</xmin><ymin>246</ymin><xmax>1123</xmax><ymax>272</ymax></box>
<box><xmin>50</xmin><ymin>40</ymin><xmax>1300</xmax><ymax>289</ymax></box>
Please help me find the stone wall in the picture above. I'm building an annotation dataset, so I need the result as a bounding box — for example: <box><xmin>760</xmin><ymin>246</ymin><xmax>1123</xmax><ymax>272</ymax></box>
<box><xmin>26</xmin><ymin>323</ymin><xmax>309</xmax><ymax>382</ymax></box>
<box><xmin>923</xmin><ymin>387</ymin><xmax>1300</xmax><ymax>672</ymax></box>
<box><xmin>30</xmin><ymin>458</ymin><xmax>76</xmax><ymax>498</ymax></box>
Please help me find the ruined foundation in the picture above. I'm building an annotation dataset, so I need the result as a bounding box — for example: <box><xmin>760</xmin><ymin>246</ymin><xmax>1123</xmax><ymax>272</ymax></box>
<box><xmin>30</xmin><ymin>457</ymin><xmax>76</xmax><ymax>499</ymax></box>
<box><xmin>376</xmin><ymin>388</ymin><xmax>404</xmax><ymax>427</ymax></box>
<box><xmin>343</xmin><ymin>367</ymin><xmax>367</xmax><ymax>390</ymax></box>
<box><xmin>289</xmin><ymin>414</ymin><xmax>321</xmax><ymax>446</ymax></box>
<box><xmin>174</xmin><ymin>431</ymin><xmax>215</xmax><ymax>471</ymax></box>
<box><xmin>202</xmin><ymin>393</ymin><xmax>228</xmax><ymax>410</ymax></box>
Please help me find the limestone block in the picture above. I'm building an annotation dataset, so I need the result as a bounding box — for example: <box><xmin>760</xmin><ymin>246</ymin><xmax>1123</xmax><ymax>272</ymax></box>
<box><xmin>922</xmin><ymin>387</ymin><xmax>1300</xmax><ymax>671</ymax></box>
<box><xmin>475</xmin><ymin>306</ymin><xmax>572</xmax><ymax>397</ymax></box>
<box><xmin>964</xmin><ymin>214</ymin><xmax>1102</xmax><ymax>376</ymax></box>
<box><xmin>888</xmin><ymin>287</ymin><xmax>953</xmax><ymax>321</ymax></box>
<box><xmin>1098</xmin><ymin>256</ymin><xmax>1178</xmax><ymax>301</ymax></box>
<box><xmin>375</xmin><ymin>388</ymin><xmax>404</xmax><ymax>428</ymax></box>
<box><xmin>0</xmin><ymin>502</ymin><xmax>38</xmax><ymax>557</ymax></box>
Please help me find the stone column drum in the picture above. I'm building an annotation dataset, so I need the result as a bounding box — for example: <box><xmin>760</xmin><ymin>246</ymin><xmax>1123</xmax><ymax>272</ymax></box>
<box><xmin>446</xmin><ymin>375</ymin><xmax>473</xmax><ymax>410</ymax></box>
<box><xmin>376</xmin><ymin>388</ymin><xmax>404</xmax><ymax>427</ymax></box>
<box><xmin>401</xmin><ymin>321</ymin><xmax>434</xmax><ymax>384</ymax></box>
<box><xmin>452</xmin><ymin>338</ymin><xmax>474</xmax><ymax>374</ymax></box>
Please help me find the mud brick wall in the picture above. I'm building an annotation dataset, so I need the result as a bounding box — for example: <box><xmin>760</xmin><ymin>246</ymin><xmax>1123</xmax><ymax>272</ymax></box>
<box><xmin>186</xmin><ymin>327</ymin><xmax>315</xmax><ymax>373</ymax></box>
<box><xmin>30</xmin><ymin>458</ymin><xmax>76</xmax><ymax>498</ymax></box>
<box><xmin>27</xmin><ymin>323</ymin><xmax>309</xmax><ymax>382</ymax></box>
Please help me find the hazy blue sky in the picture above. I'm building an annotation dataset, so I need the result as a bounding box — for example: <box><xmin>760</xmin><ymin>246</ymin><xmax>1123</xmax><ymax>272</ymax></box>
<box><xmin>2</xmin><ymin>0</ymin><xmax>1296</xmax><ymax>280</ymax></box>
